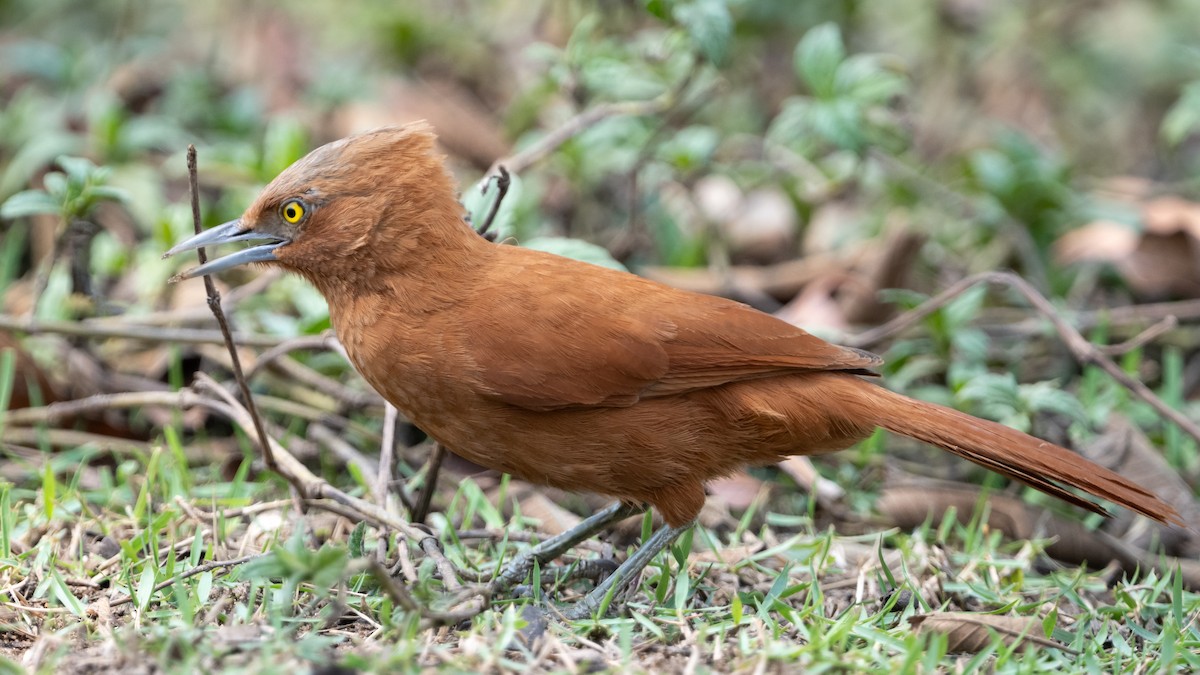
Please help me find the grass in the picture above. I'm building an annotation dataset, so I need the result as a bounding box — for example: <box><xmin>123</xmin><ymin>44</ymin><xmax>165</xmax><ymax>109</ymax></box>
<box><xmin>0</xmin><ymin>399</ymin><xmax>1197</xmax><ymax>673</ymax></box>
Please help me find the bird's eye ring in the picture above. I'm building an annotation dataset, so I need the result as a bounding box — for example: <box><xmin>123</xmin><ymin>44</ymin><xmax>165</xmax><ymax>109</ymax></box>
<box><xmin>281</xmin><ymin>199</ymin><xmax>307</xmax><ymax>224</ymax></box>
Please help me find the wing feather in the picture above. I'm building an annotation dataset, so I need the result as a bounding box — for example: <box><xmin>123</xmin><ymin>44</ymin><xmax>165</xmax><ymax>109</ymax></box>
<box><xmin>467</xmin><ymin>249</ymin><xmax>881</xmax><ymax>411</ymax></box>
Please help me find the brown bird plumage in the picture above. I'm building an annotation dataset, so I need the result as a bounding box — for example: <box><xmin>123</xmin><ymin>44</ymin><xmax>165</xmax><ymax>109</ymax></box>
<box><xmin>167</xmin><ymin>123</ymin><xmax>1183</xmax><ymax>614</ymax></box>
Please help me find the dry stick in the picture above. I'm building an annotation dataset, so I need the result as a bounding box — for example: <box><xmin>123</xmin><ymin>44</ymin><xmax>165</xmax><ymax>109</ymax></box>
<box><xmin>375</xmin><ymin>403</ymin><xmax>399</xmax><ymax>506</ymax></box>
<box><xmin>309</xmin><ymin>423</ymin><xmax>378</xmax><ymax>477</ymax></box>
<box><xmin>1097</xmin><ymin>315</ymin><xmax>1178</xmax><ymax>357</ymax></box>
<box><xmin>848</xmin><ymin>271</ymin><xmax>1200</xmax><ymax>446</ymax></box>
<box><xmin>245</xmin><ymin>333</ymin><xmax>346</xmax><ymax>380</ymax></box>
<box><xmin>186</xmin><ymin>145</ymin><xmax>280</xmax><ymax>477</ymax></box>
<box><xmin>0</xmin><ymin>389</ymin><xmax>229</xmax><ymax>426</ymax></box>
<box><xmin>420</xmin><ymin>536</ymin><xmax>463</xmax><ymax>592</ymax></box>
<box><xmin>261</xmin><ymin>356</ymin><xmax>383</xmax><ymax>409</ymax></box>
<box><xmin>89</xmin><ymin>270</ymin><xmax>282</xmax><ymax>327</ymax></box>
<box><xmin>2</xmin><ymin>427</ymin><xmax>150</xmax><ymax>454</ymax></box>
<box><xmin>362</xmin><ymin>559</ymin><xmax>486</xmax><ymax>625</ymax></box>
<box><xmin>193</xmin><ymin>373</ymin><xmax>431</xmax><ymax>542</ymax></box>
<box><xmin>410</xmin><ymin>442</ymin><xmax>445</xmax><ymax>525</ymax></box>
<box><xmin>475</xmin><ymin>166</ymin><xmax>511</xmax><ymax>239</ymax></box>
<box><xmin>107</xmin><ymin>554</ymin><xmax>267</xmax><ymax>609</ymax></box>
<box><xmin>482</xmin><ymin>89</ymin><xmax>687</xmax><ymax>181</ymax></box>
<box><xmin>0</xmin><ymin>314</ymin><xmax>285</xmax><ymax>347</ymax></box>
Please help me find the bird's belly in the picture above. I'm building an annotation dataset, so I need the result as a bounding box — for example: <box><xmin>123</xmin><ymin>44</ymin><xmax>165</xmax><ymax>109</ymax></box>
<box><xmin>396</xmin><ymin>381</ymin><xmax>870</xmax><ymax>500</ymax></box>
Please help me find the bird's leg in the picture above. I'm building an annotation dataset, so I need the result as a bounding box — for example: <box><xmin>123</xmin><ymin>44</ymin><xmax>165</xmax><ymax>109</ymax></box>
<box><xmin>491</xmin><ymin>500</ymin><xmax>643</xmax><ymax>591</ymax></box>
<box><xmin>559</xmin><ymin>520</ymin><xmax>693</xmax><ymax>621</ymax></box>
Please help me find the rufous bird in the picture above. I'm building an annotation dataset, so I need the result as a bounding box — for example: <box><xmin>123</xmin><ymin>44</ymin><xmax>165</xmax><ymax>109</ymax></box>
<box><xmin>166</xmin><ymin>123</ymin><xmax>1184</xmax><ymax>619</ymax></box>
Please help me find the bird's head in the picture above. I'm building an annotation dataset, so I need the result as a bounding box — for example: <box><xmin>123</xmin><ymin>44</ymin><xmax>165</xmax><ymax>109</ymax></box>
<box><xmin>165</xmin><ymin>122</ymin><xmax>471</xmax><ymax>289</ymax></box>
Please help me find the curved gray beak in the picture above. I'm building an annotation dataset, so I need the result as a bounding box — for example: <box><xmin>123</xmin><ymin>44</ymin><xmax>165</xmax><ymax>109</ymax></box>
<box><xmin>164</xmin><ymin>220</ymin><xmax>288</xmax><ymax>282</ymax></box>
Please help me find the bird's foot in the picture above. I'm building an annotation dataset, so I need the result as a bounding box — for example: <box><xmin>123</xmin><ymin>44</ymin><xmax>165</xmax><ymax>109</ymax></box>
<box><xmin>490</xmin><ymin>501</ymin><xmax>642</xmax><ymax>593</ymax></box>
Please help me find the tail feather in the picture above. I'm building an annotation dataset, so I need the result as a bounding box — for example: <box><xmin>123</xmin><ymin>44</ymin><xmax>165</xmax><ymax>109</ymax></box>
<box><xmin>856</xmin><ymin>381</ymin><xmax>1184</xmax><ymax>528</ymax></box>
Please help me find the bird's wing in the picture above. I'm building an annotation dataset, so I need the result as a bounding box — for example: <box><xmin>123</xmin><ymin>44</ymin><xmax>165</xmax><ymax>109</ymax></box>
<box><xmin>467</xmin><ymin>250</ymin><xmax>881</xmax><ymax>411</ymax></box>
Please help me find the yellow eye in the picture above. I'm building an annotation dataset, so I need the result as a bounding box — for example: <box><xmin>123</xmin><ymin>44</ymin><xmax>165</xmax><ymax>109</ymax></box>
<box><xmin>281</xmin><ymin>199</ymin><xmax>306</xmax><ymax>224</ymax></box>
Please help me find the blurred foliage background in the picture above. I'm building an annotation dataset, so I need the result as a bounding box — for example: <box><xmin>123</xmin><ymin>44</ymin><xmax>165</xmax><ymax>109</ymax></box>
<box><xmin>2</xmin><ymin>0</ymin><xmax>1200</xmax><ymax>670</ymax></box>
<box><xmin>4</xmin><ymin>0</ymin><xmax>1200</xmax><ymax>457</ymax></box>
<box><xmin>4</xmin><ymin>0</ymin><xmax>1200</xmax><ymax>311</ymax></box>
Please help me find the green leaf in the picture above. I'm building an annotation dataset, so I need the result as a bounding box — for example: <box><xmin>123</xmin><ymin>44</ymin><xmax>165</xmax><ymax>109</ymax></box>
<box><xmin>135</xmin><ymin>563</ymin><xmax>157</xmax><ymax>610</ymax></box>
<box><xmin>731</xmin><ymin>591</ymin><xmax>743</xmax><ymax>623</ymax></box>
<box><xmin>673</xmin><ymin>568</ymin><xmax>690</xmax><ymax>612</ymax></box>
<box><xmin>42</xmin><ymin>171</ymin><xmax>67</xmax><ymax>198</ymax></box>
<box><xmin>1162</xmin><ymin>81</ymin><xmax>1200</xmax><ymax>147</ymax></box>
<box><xmin>795</xmin><ymin>23</ymin><xmax>845</xmax><ymax>98</ymax></box>
<box><xmin>808</xmin><ymin>98</ymin><xmax>863</xmax><ymax>151</ymax></box>
<box><xmin>643</xmin><ymin>0</ymin><xmax>670</xmax><ymax>20</ymax></box>
<box><xmin>41</xmin><ymin>462</ymin><xmax>55</xmax><ymax>520</ymax></box>
<box><xmin>464</xmin><ymin>173</ymin><xmax>524</xmax><ymax>241</ymax></box>
<box><xmin>0</xmin><ymin>190</ymin><xmax>59</xmax><ymax>219</ymax></box>
<box><xmin>56</xmin><ymin>155</ymin><xmax>98</xmax><ymax>184</ymax></box>
<box><xmin>49</xmin><ymin>571</ymin><xmax>86</xmax><ymax>616</ymax></box>
<box><xmin>349</xmin><ymin>520</ymin><xmax>367</xmax><ymax>558</ymax></box>
<box><xmin>261</xmin><ymin>117</ymin><xmax>309</xmax><ymax>180</ymax></box>
<box><xmin>835</xmin><ymin>54</ymin><xmax>905</xmax><ymax>102</ymax></box>
<box><xmin>196</xmin><ymin>570</ymin><xmax>213</xmax><ymax>606</ymax></box>
<box><xmin>521</xmin><ymin>236</ymin><xmax>627</xmax><ymax>271</ymax></box>
<box><xmin>0</xmin><ymin>653</ymin><xmax>25</xmax><ymax>675</ymax></box>
<box><xmin>673</xmin><ymin>0</ymin><xmax>732</xmax><ymax>66</ymax></box>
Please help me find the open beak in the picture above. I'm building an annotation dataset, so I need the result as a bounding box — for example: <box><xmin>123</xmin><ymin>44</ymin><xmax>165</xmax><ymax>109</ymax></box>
<box><xmin>163</xmin><ymin>219</ymin><xmax>288</xmax><ymax>281</ymax></box>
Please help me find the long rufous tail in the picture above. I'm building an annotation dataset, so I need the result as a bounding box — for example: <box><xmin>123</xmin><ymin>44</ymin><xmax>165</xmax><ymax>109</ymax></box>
<box><xmin>849</xmin><ymin>379</ymin><xmax>1185</xmax><ymax>527</ymax></box>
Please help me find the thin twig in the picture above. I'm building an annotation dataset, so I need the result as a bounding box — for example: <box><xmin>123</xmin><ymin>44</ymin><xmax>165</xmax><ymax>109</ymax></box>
<box><xmin>361</xmin><ymin>559</ymin><xmax>488</xmax><ymax>624</ymax></box>
<box><xmin>193</xmin><ymin>373</ymin><xmax>434</xmax><ymax>543</ymax></box>
<box><xmin>244</xmin><ymin>333</ymin><xmax>347</xmax><ymax>380</ymax></box>
<box><xmin>186</xmin><ymin>145</ymin><xmax>279</xmax><ymax>478</ymax></box>
<box><xmin>2</xmin><ymin>427</ymin><xmax>151</xmax><ymax>453</ymax></box>
<box><xmin>309</xmin><ymin>423</ymin><xmax>378</xmax><ymax>478</ymax></box>
<box><xmin>421</xmin><ymin>536</ymin><xmax>462</xmax><ymax>592</ymax></box>
<box><xmin>0</xmin><ymin>314</ymin><xmax>285</xmax><ymax>347</ymax></box>
<box><xmin>849</xmin><ymin>271</ymin><xmax>1200</xmax><ymax>446</ymax></box>
<box><xmin>1097</xmin><ymin>315</ymin><xmax>1178</xmax><ymax>356</ymax></box>
<box><xmin>476</xmin><ymin>166</ymin><xmax>511</xmax><ymax>240</ymax></box>
<box><xmin>375</xmin><ymin>403</ymin><xmax>399</xmax><ymax>507</ymax></box>
<box><xmin>410</xmin><ymin>442</ymin><xmax>445</xmax><ymax>524</ymax></box>
<box><xmin>845</xmin><ymin>273</ymin><xmax>994</xmax><ymax>350</ymax></box>
<box><xmin>89</xmin><ymin>270</ymin><xmax>282</xmax><ymax>327</ymax></box>
<box><xmin>481</xmin><ymin>83</ymin><xmax>690</xmax><ymax>181</ymax></box>
<box><xmin>0</xmin><ymin>389</ymin><xmax>228</xmax><ymax>426</ymax></box>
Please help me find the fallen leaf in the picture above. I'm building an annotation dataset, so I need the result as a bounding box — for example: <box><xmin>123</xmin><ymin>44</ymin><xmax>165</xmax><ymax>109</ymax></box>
<box><xmin>691</xmin><ymin>542</ymin><xmax>764</xmax><ymax>565</ymax></box>
<box><xmin>706</xmin><ymin>471</ymin><xmax>768</xmax><ymax>510</ymax></box>
<box><xmin>776</xmin><ymin>456</ymin><xmax>845</xmax><ymax>506</ymax></box>
<box><xmin>908</xmin><ymin>612</ymin><xmax>1072</xmax><ymax>653</ymax></box>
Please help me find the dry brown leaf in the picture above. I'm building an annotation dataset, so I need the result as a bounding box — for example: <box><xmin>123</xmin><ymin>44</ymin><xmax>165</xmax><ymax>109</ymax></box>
<box><xmin>877</xmin><ymin>485</ymin><xmax>1145</xmax><ymax>572</ymax></box>
<box><xmin>329</xmin><ymin>79</ymin><xmax>510</xmax><ymax>171</ymax></box>
<box><xmin>908</xmin><ymin>612</ymin><xmax>1072</xmax><ymax>654</ymax></box>
<box><xmin>510</xmin><ymin>490</ymin><xmax>582</xmax><ymax>537</ymax></box>
<box><xmin>693</xmin><ymin>175</ymin><xmax>743</xmax><ymax>224</ymax></box>
<box><xmin>639</xmin><ymin>255</ymin><xmax>842</xmax><ymax>302</ymax></box>
<box><xmin>776</xmin><ymin>456</ymin><xmax>846</xmax><ymax>505</ymax></box>
<box><xmin>0</xmin><ymin>331</ymin><xmax>59</xmax><ymax>410</ymax></box>
<box><xmin>1121</xmin><ymin>230</ymin><xmax>1200</xmax><ymax>297</ymax></box>
<box><xmin>774</xmin><ymin>276</ymin><xmax>852</xmax><ymax>333</ymax></box>
<box><xmin>1142</xmin><ymin>195</ymin><xmax>1200</xmax><ymax>238</ymax></box>
<box><xmin>1085</xmin><ymin>416</ymin><xmax>1200</xmax><ymax>557</ymax></box>
<box><xmin>1054</xmin><ymin>221</ymin><xmax>1139</xmax><ymax>265</ymax></box>
<box><xmin>706</xmin><ymin>471</ymin><xmax>768</xmax><ymax>510</ymax></box>
<box><xmin>690</xmin><ymin>542</ymin><xmax>765</xmax><ymax>565</ymax></box>
<box><xmin>839</xmin><ymin>227</ymin><xmax>926</xmax><ymax>324</ymax></box>
<box><xmin>1056</xmin><ymin>194</ymin><xmax>1200</xmax><ymax>297</ymax></box>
